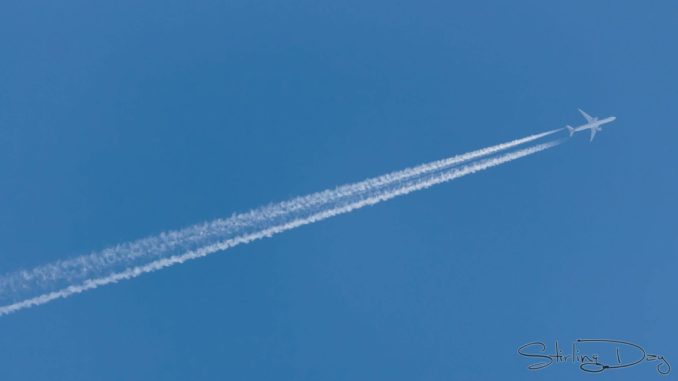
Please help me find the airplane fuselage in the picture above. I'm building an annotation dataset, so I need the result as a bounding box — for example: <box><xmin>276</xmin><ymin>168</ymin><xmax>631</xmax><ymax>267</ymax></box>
<box><xmin>572</xmin><ymin>116</ymin><xmax>616</xmax><ymax>133</ymax></box>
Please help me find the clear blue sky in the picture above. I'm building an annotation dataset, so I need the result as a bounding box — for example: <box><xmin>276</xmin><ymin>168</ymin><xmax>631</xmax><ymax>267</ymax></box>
<box><xmin>1</xmin><ymin>1</ymin><xmax>676</xmax><ymax>379</ymax></box>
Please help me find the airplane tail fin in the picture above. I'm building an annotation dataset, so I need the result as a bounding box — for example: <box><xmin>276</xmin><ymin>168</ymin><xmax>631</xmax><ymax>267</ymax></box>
<box><xmin>566</xmin><ymin>125</ymin><xmax>575</xmax><ymax>137</ymax></box>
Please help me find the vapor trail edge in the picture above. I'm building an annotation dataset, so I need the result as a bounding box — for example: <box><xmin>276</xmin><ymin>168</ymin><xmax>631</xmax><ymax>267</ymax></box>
<box><xmin>0</xmin><ymin>139</ymin><xmax>563</xmax><ymax>316</ymax></box>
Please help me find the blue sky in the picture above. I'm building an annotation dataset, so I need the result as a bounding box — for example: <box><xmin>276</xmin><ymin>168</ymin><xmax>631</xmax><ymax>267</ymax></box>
<box><xmin>1</xmin><ymin>1</ymin><xmax>676</xmax><ymax>379</ymax></box>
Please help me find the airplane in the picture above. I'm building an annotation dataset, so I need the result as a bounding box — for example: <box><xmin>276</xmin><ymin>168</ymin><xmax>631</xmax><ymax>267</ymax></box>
<box><xmin>566</xmin><ymin>109</ymin><xmax>616</xmax><ymax>142</ymax></box>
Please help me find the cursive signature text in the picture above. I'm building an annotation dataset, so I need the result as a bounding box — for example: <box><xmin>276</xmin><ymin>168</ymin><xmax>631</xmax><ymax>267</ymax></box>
<box><xmin>518</xmin><ymin>339</ymin><xmax>670</xmax><ymax>375</ymax></box>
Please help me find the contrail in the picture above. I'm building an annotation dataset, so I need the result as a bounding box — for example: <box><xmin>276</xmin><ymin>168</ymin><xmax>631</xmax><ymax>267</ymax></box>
<box><xmin>0</xmin><ymin>134</ymin><xmax>563</xmax><ymax>316</ymax></box>
<box><xmin>0</xmin><ymin>128</ymin><xmax>561</xmax><ymax>298</ymax></box>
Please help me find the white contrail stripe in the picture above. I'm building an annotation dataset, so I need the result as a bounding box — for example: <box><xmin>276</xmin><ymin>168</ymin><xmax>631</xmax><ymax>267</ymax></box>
<box><xmin>0</xmin><ymin>128</ymin><xmax>562</xmax><ymax>295</ymax></box>
<box><xmin>0</xmin><ymin>139</ymin><xmax>561</xmax><ymax>316</ymax></box>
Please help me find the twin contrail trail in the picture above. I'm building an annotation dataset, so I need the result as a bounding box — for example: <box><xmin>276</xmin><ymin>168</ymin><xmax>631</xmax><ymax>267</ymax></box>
<box><xmin>0</xmin><ymin>130</ymin><xmax>564</xmax><ymax>316</ymax></box>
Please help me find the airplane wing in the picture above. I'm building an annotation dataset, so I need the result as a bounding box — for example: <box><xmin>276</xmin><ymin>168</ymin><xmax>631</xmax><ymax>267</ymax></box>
<box><xmin>579</xmin><ymin>108</ymin><xmax>595</xmax><ymax>123</ymax></box>
<box><xmin>590</xmin><ymin>128</ymin><xmax>597</xmax><ymax>142</ymax></box>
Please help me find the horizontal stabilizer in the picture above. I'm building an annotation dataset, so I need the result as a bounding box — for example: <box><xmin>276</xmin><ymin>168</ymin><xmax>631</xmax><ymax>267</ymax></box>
<box><xmin>566</xmin><ymin>125</ymin><xmax>575</xmax><ymax>137</ymax></box>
